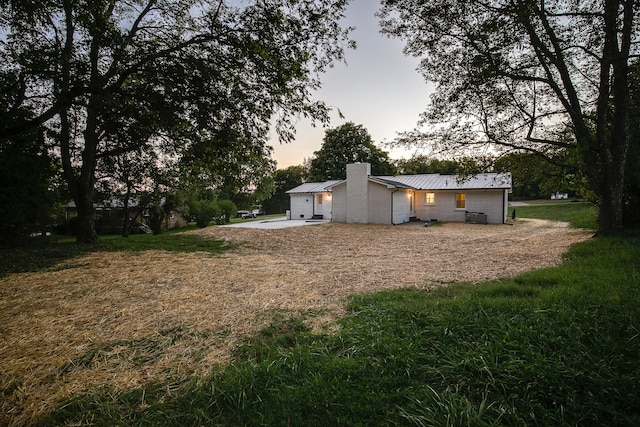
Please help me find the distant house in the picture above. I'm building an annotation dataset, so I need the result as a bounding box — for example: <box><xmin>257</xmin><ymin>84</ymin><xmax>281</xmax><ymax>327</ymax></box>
<box><xmin>286</xmin><ymin>163</ymin><xmax>512</xmax><ymax>225</ymax></box>
<box><xmin>65</xmin><ymin>198</ymin><xmax>188</xmax><ymax>232</ymax></box>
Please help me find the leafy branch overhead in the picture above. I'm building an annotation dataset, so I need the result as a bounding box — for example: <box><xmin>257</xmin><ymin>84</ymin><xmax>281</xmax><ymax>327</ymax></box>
<box><xmin>379</xmin><ymin>0</ymin><xmax>639</xmax><ymax>235</ymax></box>
<box><xmin>0</xmin><ymin>0</ymin><xmax>354</xmax><ymax>242</ymax></box>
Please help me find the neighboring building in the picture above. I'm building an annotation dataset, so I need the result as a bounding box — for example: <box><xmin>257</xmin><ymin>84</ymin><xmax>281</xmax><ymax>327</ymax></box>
<box><xmin>286</xmin><ymin>163</ymin><xmax>512</xmax><ymax>225</ymax></box>
<box><xmin>65</xmin><ymin>199</ymin><xmax>189</xmax><ymax>232</ymax></box>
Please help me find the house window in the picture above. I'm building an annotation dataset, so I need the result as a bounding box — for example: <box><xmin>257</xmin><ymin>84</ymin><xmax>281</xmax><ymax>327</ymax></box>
<box><xmin>455</xmin><ymin>193</ymin><xmax>466</xmax><ymax>209</ymax></box>
<box><xmin>425</xmin><ymin>192</ymin><xmax>435</xmax><ymax>205</ymax></box>
<box><xmin>316</xmin><ymin>194</ymin><xmax>323</xmax><ymax>204</ymax></box>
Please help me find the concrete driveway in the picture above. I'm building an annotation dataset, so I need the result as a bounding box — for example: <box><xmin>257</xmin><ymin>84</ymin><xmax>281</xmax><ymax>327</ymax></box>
<box><xmin>221</xmin><ymin>217</ymin><xmax>330</xmax><ymax>229</ymax></box>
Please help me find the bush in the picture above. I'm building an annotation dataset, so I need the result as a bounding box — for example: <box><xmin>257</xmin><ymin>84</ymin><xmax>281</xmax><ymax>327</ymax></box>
<box><xmin>217</xmin><ymin>200</ymin><xmax>237</xmax><ymax>224</ymax></box>
<box><xmin>189</xmin><ymin>199</ymin><xmax>220</xmax><ymax>228</ymax></box>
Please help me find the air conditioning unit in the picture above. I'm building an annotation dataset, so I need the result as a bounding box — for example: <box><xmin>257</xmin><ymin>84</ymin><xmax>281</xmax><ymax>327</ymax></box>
<box><xmin>465</xmin><ymin>211</ymin><xmax>487</xmax><ymax>224</ymax></box>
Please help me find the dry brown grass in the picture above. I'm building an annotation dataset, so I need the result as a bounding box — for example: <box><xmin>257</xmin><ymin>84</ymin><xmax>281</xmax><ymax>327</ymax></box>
<box><xmin>0</xmin><ymin>219</ymin><xmax>590</xmax><ymax>425</ymax></box>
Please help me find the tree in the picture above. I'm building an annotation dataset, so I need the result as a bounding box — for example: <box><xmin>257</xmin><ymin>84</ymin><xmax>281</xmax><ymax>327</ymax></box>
<box><xmin>180</xmin><ymin>128</ymin><xmax>278</xmax><ymax>208</ymax></box>
<box><xmin>493</xmin><ymin>151</ymin><xmax>584</xmax><ymax>200</ymax></box>
<box><xmin>379</xmin><ymin>0</ymin><xmax>639</xmax><ymax>235</ymax></box>
<box><xmin>625</xmin><ymin>61</ymin><xmax>640</xmax><ymax>226</ymax></box>
<box><xmin>217</xmin><ymin>199</ymin><xmax>238</xmax><ymax>223</ymax></box>
<box><xmin>308</xmin><ymin>122</ymin><xmax>396</xmax><ymax>181</ymax></box>
<box><xmin>0</xmin><ymin>126</ymin><xmax>58</xmax><ymax>246</ymax></box>
<box><xmin>394</xmin><ymin>154</ymin><xmax>488</xmax><ymax>175</ymax></box>
<box><xmin>98</xmin><ymin>147</ymin><xmax>157</xmax><ymax>237</ymax></box>
<box><xmin>394</xmin><ymin>155</ymin><xmax>439</xmax><ymax>175</ymax></box>
<box><xmin>263</xmin><ymin>165</ymin><xmax>308</xmax><ymax>213</ymax></box>
<box><xmin>1</xmin><ymin>0</ymin><xmax>353</xmax><ymax>242</ymax></box>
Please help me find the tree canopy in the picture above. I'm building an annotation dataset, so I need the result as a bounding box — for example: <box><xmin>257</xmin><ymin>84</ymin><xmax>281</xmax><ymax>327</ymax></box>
<box><xmin>379</xmin><ymin>0</ymin><xmax>639</xmax><ymax>235</ymax></box>
<box><xmin>262</xmin><ymin>165</ymin><xmax>308</xmax><ymax>214</ymax></box>
<box><xmin>0</xmin><ymin>0</ymin><xmax>353</xmax><ymax>242</ymax></box>
<box><xmin>0</xmin><ymin>124</ymin><xmax>59</xmax><ymax>246</ymax></box>
<box><xmin>308</xmin><ymin>122</ymin><xmax>396</xmax><ymax>181</ymax></box>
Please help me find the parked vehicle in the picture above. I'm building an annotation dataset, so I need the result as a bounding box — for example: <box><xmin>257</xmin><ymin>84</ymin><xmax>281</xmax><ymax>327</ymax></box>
<box><xmin>237</xmin><ymin>205</ymin><xmax>263</xmax><ymax>219</ymax></box>
<box><xmin>251</xmin><ymin>204</ymin><xmax>264</xmax><ymax>215</ymax></box>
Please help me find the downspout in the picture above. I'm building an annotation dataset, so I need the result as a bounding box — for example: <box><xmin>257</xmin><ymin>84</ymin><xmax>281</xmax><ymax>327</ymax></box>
<box><xmin>391</xmin><ymin>187</ymin><xmax>399</xmax><ymax>225</ymax></box>
<box><xmin>329</xmin><ymin>191</ymin><xmax>333</xmax><ymax>223</ymax></box>
<box><xmin>502</xmin><ymin>189</ymin><xmax>507</xmax><ymax>224</ymax></box>
<box><xmin>311</xmin><ymin>192</ymin><xmax>315</xmax><ymax>218</ymax></box>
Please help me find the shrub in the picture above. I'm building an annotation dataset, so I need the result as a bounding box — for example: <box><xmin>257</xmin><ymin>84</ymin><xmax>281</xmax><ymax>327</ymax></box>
<box><xmin>188</xmin><ymin>199</ymin><xmax>220</xmax><ymax>228</ymax></box>
<box><xmin>217</xmin><ymin>200</ymin><xmax>237</xmax><ymax>224</ymax></box>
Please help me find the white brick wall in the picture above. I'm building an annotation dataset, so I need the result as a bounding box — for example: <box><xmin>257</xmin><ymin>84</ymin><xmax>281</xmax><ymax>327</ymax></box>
<box><xmin>392</xmin><ymin>189</ymin><xmax>411</xmax><ymax>224</ymax></box>
<box><xmin>415</xmin><ymin>190</ymin><xmax>507</xmax><ymax>223</ymax></box>
<box><xmin>346</xmin><ymin>163</ymin><xmax>371</xmax><ymax>224</ymax></box>
<box><xmin>331</xmin><ymin>184</ymin><xmax>346</xmax><ymax>223</ymax></box>
<box><xmin>368</xmin><ymin>182</ymin><xmax>392</xmax><ymax>224</ymax></box>
<box><xmin>289</xmin><ymin>194</ymin><xmax>313</xmax><ymax>219</ymax></box>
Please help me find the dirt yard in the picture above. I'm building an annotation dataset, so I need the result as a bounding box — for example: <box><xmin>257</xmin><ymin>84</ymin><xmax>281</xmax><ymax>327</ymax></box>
<box><xmin>0</xmin><ymin>219</ymin><xmax>591</xmax><ymax>425</ymax></box>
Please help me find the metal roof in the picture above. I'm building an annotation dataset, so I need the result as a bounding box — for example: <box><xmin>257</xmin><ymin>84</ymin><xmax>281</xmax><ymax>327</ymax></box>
<box><xmin>377</xmin><ymin>173</ymin><xmax>512</xmax><ymax>190</ymax></box>
<box><xmin>368</xmin><ymin>176</ymin><xmax>415</xmax><ymax>189</ymax></box>
<box><xmin>286</xmin><ymin>180</ymin><xmax>341</xmax><ymax>194</ymax></box>
<box><xmin>287</xmin><ymin>173</ymin><xmax>511</xmax><ymax>193</ymax></box>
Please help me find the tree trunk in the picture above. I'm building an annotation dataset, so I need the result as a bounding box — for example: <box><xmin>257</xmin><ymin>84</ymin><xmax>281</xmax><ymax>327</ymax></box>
<box><xmin>596</xmin><ymin>166</ymin><xmax>626</xmax><ymax>236</ymax></box>
<box><xmin>73</xmin><ymin>27</ymin><xmax>104</xmax><ymax>244</ymax></box>
<box><xmin>590</xmin><ymin>0</ymin><xmax>631</xmax><ymax>236</ymax></box>
<box><xmin>75</xmin><ymin>188</ymin><xmax>99</xmax><ymax>244</ymax></box>
<box><xmin>121</xmin><ymin>182</ymin><xmax>132</xmax><ymax>238</ymax></box>
<box><xmin>72</xmin><ymin>116</ymin><xmax>101</xmax><ymax>244</ymax></box>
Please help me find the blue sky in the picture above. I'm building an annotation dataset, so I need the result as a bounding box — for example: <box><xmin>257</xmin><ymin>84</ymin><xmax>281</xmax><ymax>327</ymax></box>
<box><xmin>270</xmin><ymin>0</ymin><xmax>434</xmax><ymax>168</ymax></box>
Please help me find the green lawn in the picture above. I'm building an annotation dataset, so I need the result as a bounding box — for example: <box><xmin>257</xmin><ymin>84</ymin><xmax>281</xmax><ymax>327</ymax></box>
<box><xmin>0</xmin><ymin>225</ymin><xmax>228</xmax><ymax>278</ymax></box>
<box><xmin>509</xmin><ymin>201</ymin><xmax>598</xmax><ymax>230</ymax></box>
<box><xmin>228</xmin><ymin>213</ymin><xmax>286</xmax><ymax>224</ymax></box>
<box><xmin>24</xmin><ymin>205</ymin><xmax>640</xmax><ymax>425</ymax></box>
<box><xmin>1</xmin><ymin>214</ymin><xmax>288</xmax><ymax>277</ymax></box>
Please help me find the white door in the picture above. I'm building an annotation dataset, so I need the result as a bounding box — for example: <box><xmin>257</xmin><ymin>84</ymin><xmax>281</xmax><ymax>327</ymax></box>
<box><xmin>315</xmin><ymin>194</ymin><xmax>323</xmax><ymax>215</ymax></box>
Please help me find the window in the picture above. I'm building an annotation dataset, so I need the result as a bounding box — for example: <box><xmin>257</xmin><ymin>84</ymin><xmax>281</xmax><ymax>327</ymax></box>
<box><xmin>425</xmin><ymin>192</ymin><xmax>435</xmax><ymax>205</ymax></box>
<box><xmin>316</xmin><ymin>194</ymin><xmax>323</xmax><ymax>204</ymax></box>
<box><xmin>455</xmin><ymin>193</ymin><xmax>466</xmax><ymax>209</ymax></box>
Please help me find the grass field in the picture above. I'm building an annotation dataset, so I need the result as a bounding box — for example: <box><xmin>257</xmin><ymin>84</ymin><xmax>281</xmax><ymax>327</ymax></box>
<box><xmin>6</xmin><ymin>204</ymin><xmax>640</xmax><ymax>426</ymax></box>
<box><xmin>0</xmin><ymin>225</ymin><xmax>229</xmax><ymax>278</ymax></box>
<box><xmin>509</xmin><ymin>201</ymin><xmax>598</xmax><ymax>230</ymax></box>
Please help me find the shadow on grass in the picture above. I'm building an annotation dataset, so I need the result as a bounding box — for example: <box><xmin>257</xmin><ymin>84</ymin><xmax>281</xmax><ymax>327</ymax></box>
<box><xmin>0</xmin><ymin>226</ymin><xmax>229</xmax><ymax>278</ymax></box>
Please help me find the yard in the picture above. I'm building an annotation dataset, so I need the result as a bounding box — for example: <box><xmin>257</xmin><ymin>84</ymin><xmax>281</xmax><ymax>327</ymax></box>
<box><xmin>0</xmin><ymin>218</ymin><xmax>591</xmax><ymax>425</ymax></box>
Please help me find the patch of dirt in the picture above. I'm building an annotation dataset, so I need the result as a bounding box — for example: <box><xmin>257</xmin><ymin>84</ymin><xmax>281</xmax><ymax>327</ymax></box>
<box><xmin>0</xmin><ymin>219</ymin><xmax>590</xmax><ymax>425</ymax></box>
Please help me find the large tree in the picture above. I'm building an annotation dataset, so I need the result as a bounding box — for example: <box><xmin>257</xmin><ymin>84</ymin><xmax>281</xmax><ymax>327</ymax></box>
<box><xmin>494</xmin><ymin>151</ymin><xmax>584</xmax><ymax>199</ymax></box>
<box><xmin>180</xmin><ymin>128</ymin><xmax>277</xmax><ymax>207</ymax></box>
<box><xmin>379</xmin><ymin>0</ymin><xmax>639</xmax><ymax>235</ymax></box>
<box><xmin>394</xmin><ymin>154</ymin><xmax>489</xmax><ymax>175</ymax></box>
<box><xmin>0</xmin><ymin>0</ymin><xmax>352</xmax><ymax>242</ymax></box>
<box><xmin>309</xmin><ymin>122</ymin><xmax>396</xmax><ymax>181</ymax></box>
<box><xmin>262</xmin><ymin>164</ymin><xmax>308</xmax><ymax>213</ymax></box>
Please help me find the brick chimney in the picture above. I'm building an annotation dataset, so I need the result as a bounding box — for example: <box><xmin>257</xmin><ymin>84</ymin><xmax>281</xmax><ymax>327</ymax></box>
<box><xmin>346</xmin><ymin>162</ymin><xmax>371</xmax><ymax>224</ymax></box>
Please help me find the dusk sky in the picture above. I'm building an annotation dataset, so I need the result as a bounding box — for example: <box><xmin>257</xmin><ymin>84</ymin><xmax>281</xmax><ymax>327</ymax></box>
<box><xmin>270</xmin><ymin>0</ymin><xmax>434</xmax><ymax>168</ymax></box>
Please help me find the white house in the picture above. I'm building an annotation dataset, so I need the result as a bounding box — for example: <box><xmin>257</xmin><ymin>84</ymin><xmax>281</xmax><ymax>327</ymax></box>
<box><xmin>286</xmin><ymin>163</ymin><xmax>512</xmax><ymax>225</ymax></box>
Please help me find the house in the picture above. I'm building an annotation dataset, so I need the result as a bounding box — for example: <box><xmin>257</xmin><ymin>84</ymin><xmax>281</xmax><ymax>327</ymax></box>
<box><xmin>286</xmin><ymin>180</ymin><xmax>342</xmax><ymax>221</ymax></box>
<box><xmin>65</xmin><ymin>198</ymin><xmax>189</xmax><ymax>232</ymax></box>
<box><xmin>286</xmin><ymin>163</ymin><xmax>512</xmax><ymax>225</ymax></box>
